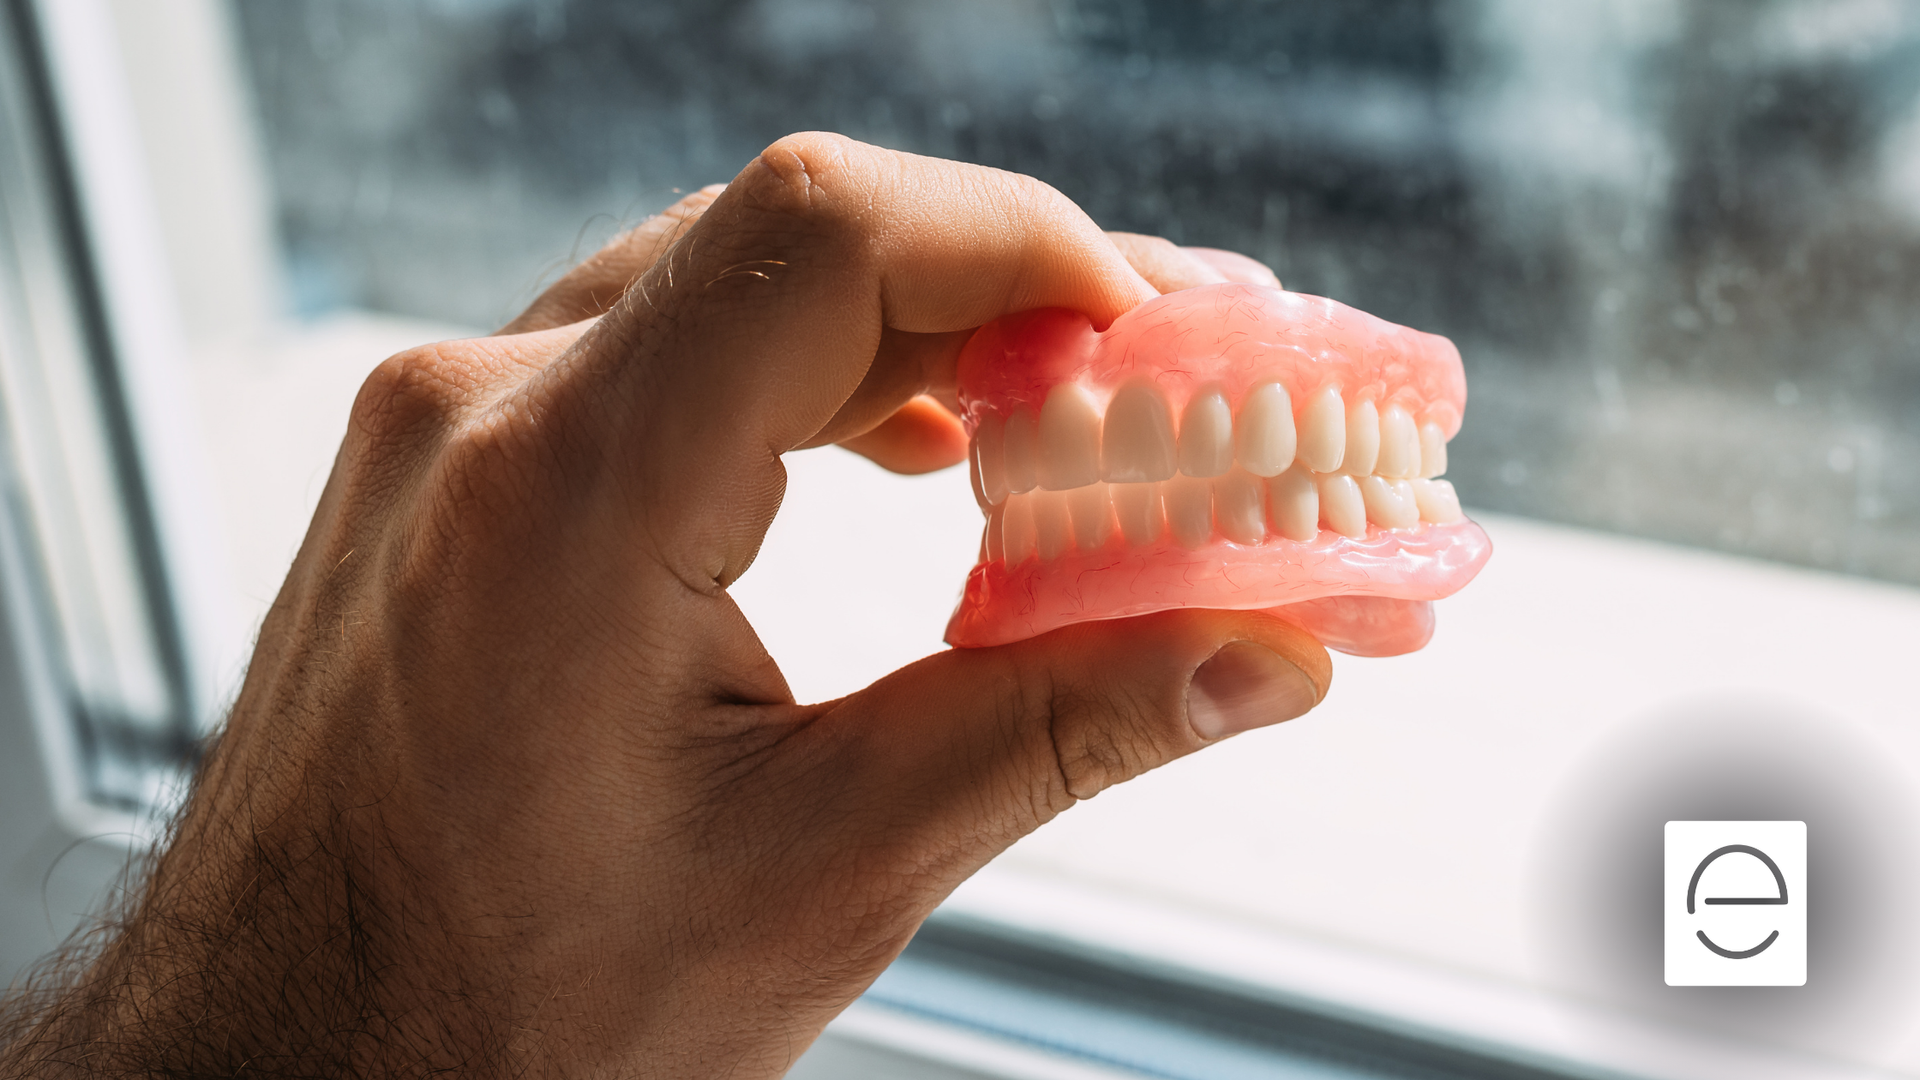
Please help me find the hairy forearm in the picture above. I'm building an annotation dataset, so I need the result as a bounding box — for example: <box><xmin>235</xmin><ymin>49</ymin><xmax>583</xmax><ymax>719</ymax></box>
<box><xmin>0</xmin><ymin>763</ymin><xmax>507</xmax><ymax>1080</ymax></box>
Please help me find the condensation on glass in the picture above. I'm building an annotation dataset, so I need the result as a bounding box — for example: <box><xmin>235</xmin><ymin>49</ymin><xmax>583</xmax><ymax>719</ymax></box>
<box><xmin>234</xmin><ymin>0</ymin><xmax>1920</xmax><ymax>586</ymax></box>
<box><xmin>0</xmin><ymin>1</ymin><xmax>195</xmax><ymax>809</ymax></box>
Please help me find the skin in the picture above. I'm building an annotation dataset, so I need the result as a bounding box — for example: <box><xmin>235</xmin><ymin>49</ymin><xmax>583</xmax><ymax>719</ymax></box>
<box><xmin>0</xmin><ymin>134</ymin><xmax>1327</xmax><ymax>1079</ymax></box>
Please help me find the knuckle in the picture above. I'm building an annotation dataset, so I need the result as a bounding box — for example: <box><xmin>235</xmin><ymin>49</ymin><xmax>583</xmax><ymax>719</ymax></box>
<box><xmin>737</xmin><ymin>131</ymin><xmax>864</xmax><ymax>225</ymax></box>
<box><xmin>1010</xmin><ymin>651</ymin><xmax>1177</xmax><ymax>803</ymax></box>
<box><xmin>349</xmin><ymin>343</ymin><xmax>470</xmax><ymax>445</ymax></box>
<box><xmin>1049</xmin><ymin>688</ymin><xmax>1160</xmax><ymax>800</ymax></box>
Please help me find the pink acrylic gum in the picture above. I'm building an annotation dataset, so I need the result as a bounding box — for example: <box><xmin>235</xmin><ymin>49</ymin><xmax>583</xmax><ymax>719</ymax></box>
<box><xmin>945</xmin><ymin>283</ymin><xmax>1492</xmax><ymax>657</ymax></box>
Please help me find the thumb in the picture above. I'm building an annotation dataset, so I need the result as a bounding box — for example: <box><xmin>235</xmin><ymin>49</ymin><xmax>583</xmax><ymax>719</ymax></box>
<box><xmin>811</xmin><ymin>609</ymin><xmax>1330</xmax><ymax>871</ymax></box>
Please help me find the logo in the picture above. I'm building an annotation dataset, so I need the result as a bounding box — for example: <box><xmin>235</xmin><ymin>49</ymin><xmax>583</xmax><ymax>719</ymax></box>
<box><xmin>1665</xmin><ymin>821</ymin><xmax>1806</xmax><ymax>986</ymax></box>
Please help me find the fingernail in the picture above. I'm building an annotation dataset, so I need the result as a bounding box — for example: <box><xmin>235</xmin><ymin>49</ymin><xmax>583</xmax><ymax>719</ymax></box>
<box><xmin>1187</xmin><ymin>641</ymin><xmax>1318</xmax><ymax>741</ymax></box>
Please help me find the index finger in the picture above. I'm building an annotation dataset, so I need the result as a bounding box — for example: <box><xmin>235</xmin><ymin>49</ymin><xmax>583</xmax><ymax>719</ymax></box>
<box><xmin>527</xmin><ymin>133</ymin><xmax>1157</xmax><ymax>591</ymax></box>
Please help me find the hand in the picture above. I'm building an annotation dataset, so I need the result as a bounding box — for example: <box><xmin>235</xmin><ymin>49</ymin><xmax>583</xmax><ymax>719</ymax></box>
<box><xmin>3</xmin><ymin>133</ymin><xmax>1327</xmax><ymax>1079</ymax></box>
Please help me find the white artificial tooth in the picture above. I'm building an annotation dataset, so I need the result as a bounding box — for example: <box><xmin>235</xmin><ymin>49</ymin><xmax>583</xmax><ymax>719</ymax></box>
<box><xmin>1359</xmin><ymin>476</ymin><xmax>1419</xmax><ymax>529</ymax></box>
<box><xmin>1265</xmin><ymin>468</ymin><xmax>1319</xmax><ymax>542</ymax></box>
<box><xmin>1067</xmin><ymin>482</ymin><xmax>1114</xmax><ymax>550</ymax></box>
<box><xmin>1033</xmin><ymin>489</ymin><xmax>1073</xmax><ymax>559</ymax></box>
<box><xmin>1375</xmin><ymin>404</ymin><xmax>1419</xmax><ymax>479</ymax></box>
<box><xmin>1296</xmin><ymin>385</ymin><xmax>1345</xmax><ymax>473</ymax></box>
<box><xmin>1419</xmin><ymin>421</ymin><xmax>1448</xmax><ymax>479</ymax></box>
<box><xmin>1213</xmin><ymin>471</ymin><xmax>1266</xmax><ymax>545</ymax></box>
<box><xmin>1037</xmin><ymin>384</ymin><xmax>1103</xmax><ymax>490</ymax></box>
<box><xmin>1003</xmin><ymin>407</ymin><xmax>1038</xmax><ymax>494</ymax></box>
<box><xmin>976</xmin><ymin>411</ymin><xmax>1009</xmax><ymax>505</ymax></box>
<box><xmin>985</xmin><ymin>505</ymin><xmax>1005</xmax><ymax>563</ymax></box>
<box><xmin>1111</xmin><ymin>482</ymin><xmax>1165</xmax><ymax>546</ymax></box>
<box><xmin>1235</xmin><ymin>381</ymin><xmax>1296</xmax><ymax>477</ymax></box>
<box><xmin>1178</xmin><ymin>387</ymin><xmax>1234</xmax><ymax>478</ymax></box>
<box><xmin>1411</xmin><ymin>478</ymin><xmax>1463</xmax><ymax>523</ymax></box>
<box><xmin>1163</xmin><ymin>475</ymin><xmax>1214</xmax><ymax>549</ymax></box>
<box><xmin>1343</xmin><ymin>398</ymin><xmax>1379</xmax><ymax>476</ymax></box>
<box><xmin>1318</xmin><ymin>474</ymin><xmax>1367</xmax><ymax>539</ymax></box>
<box><xmin>1001</xmin><ymin>493</ymin><xmax>1036</xmax><ymax>563</ymax></box>
<box><xmin>1101</xmin><ymin>381</ymin><xmax>1177</xmax><ymax>483</ymax></box>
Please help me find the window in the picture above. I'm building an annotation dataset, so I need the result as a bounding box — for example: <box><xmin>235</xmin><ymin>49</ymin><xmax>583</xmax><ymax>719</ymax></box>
<box><xmin>0</xmin><ymin>0</ymin><xmax>197</xmax><ymax>811</ymax></box>
<box><xmin>235</xmin><ymin>0</ymin><xmax>1920</xmax><ymax>585</ymax></box>
<box><xmin>5</xmin><ymin>1</ymin><xmax>1918</xmax><ymax>1076</ymax></box>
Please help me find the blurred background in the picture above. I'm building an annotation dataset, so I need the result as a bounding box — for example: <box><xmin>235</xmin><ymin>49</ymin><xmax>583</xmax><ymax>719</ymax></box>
<box><xmin>238</xmin><ymin>0</ymin><xmax>1920</xmax><ymax>586</ymax></box>
<box><xmin>5</xmin><ymin>2</ymin><xmax>1920</xmax><ymax>1078</ymax></box>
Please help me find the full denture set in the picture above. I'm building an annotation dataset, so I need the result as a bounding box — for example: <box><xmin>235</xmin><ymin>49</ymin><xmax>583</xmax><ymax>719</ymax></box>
<box><xmin>944</xmin><ymin>283</ymin><xmax>1492</xmax><ymax>656</ymax></box>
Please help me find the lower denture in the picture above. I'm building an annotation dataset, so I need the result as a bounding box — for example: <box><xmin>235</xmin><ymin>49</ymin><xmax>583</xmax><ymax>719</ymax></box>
<box><xmin>947</xmin><ymin>283</ymin><xmax>1492</xmax><ymax>657</ymax></box>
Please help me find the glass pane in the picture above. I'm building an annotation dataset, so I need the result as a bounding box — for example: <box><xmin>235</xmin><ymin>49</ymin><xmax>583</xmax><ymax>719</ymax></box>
<box><xmin>0</xmin><ymin>1</ymin><xmax>194</xmax><ymax>809</ymax></box>
<box><xmin>231</xmin><ymin>0</ymin><xmax>1920</xmax><ymax>584</ymax></box>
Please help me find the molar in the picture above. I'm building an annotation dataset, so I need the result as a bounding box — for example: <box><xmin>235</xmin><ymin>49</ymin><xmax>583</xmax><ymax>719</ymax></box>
<box><xmin>1101</xmin><ymin>381</ymin><xmax>1177</xmax><ymax>483</ymax></box>
<box><xmin>1164</xmin><ymin>475</ymin><xmax>1214</xmax><ymax>549</ymax></box>
<box><xmin>1002</xmin><ymin>493</ymin><xmax>1037</xmax><ymax>563</ymax></box>
<box><xmin>1297</xmin><ymin>385</ymin><xmax>1346</xmax><ymax>473</ymax></box>
<box><xmin>975</xmin><ymin>411</ymin><xmax>1009</xmax><ymax>505</ymax></box>
<box><xmin>1375</xmin><ymin>404</ymin><xmax>1419</xmax><ymax>479</ymax></box>
<box><xmin>1235</xmin><ymin>382</ymin><xmax>1296</xmax><ymax>477</ymax></box>
<box><xmin>1343</xmin><ymin>398</ymin><xmax>1380</xmax><ymax>476</ymax></box>
<box><xmin>1213</xmin><ymin>471</ymin><xmax>1266</xmax><ymax>545</ymax></box>
<box><xmin>1318</xmin><ymin>474</ymin><xmax>1367</xmax><ymax>539</ymax></box>
<box><xmin>1037</xmin><ymin>385</ymin><xmax>1103</xmax><ymax>490</ymax></box>
<box><xmin>1003</xmin><ymin>407</ymin><xmax>1038</xmax><ymax>494</ymax></box>
<box><xmin>1410</xmin><ymin>478</ymin><xmax>1463</xmax><ymax>523</ymax></box>
<box><xmin>1033</xmin><ymin>489</ymin><xmax>1073</xmax><ymax>559</ymax></box>
<box><xmin>1359</xmin><ymin>476</ymin><xmax>1418</xmax><ymax>529</ymax></box>
<box><xmin>1418</xmin><ymin>421</ymin><xmax>1448</xmax><ymax>479</ymax></box>
<box><xmin>1266</xmin><ymin>468</ymin><xmax>1319</xmax><ymax>542</ymax></box>
<box><xmin>1178</xmin><ymin>387</ymin><xmax>1234</xmax><ymax>478</ymax></box>
<box><xmin>1068</xmin><ymin>482</ymin><xmax>1115</xmax><ymax>550</ymax></box>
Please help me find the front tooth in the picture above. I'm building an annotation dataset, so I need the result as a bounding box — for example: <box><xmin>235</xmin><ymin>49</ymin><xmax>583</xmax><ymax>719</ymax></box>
<box><xmin>1111</xmin><ymin>482</ymin><xmax>1165</xmax><ymax>546</ymax></box>
<box><xmin>1178</xmin><ymin>387</ymin><xmax>1234</xmax><ymax>478</ymax></box>
<box><xmin>1359</xmin><ymin>476</ymin><xmax>1419</xmax><ymax>529</ymax></box>
<box><xmin>1419</xmin><ymin>421</ymin><xmax>1448</xmax><ymax>478</ymax></box>
<box><xmin>1343</xmin><ymin>399</ymin><xmax>1380</xmax><ymax>476</ymax></box>
<box><xmin>1318</xmin><ymin>474</ymin><xmax>1367</xmax><ymax>538</ymax></box>
<box><xmin>1266</xmin><ymin>468</ymin><xmax>1319</xmax><ymax>541</ymax></box>
<box><xmin>1033</xmin><ymin>489</ymin><xmax>1073</xmax><ymax>559</ymax></box>
<box><xmin>1235</xmin><ymin>382</ymin><xmax>1296</xmax><ymax>477</ymax></box>
<box><xmin>1067</xmin><ymin>482</ymin><xmax>1114</xmax><ymax>550</ymax></box>
<box><xmin>1101</xmin><ymin>381</ymin><xmax>1177</xmax><ymax>483</ymax></box>
<box><xmin>1001</xmin><ymin>493</ymin><xmax>1036</xmax><ymax>563</ymax></box>
<box><xmin>1037</xmin><ymin>384</ymin><xmax>1103</xmax><ymax>490</ymax></box>
<box><xmin>1213</xmin><ymin>471</ymin><xmax>1266</xmax><ymax>545</ymax></box>
<box><xmin>1411</xmin><ymin>478</ymin><xmax>1463</xmax><ymax>523</ymax></box>
<box><xmin>1297</xmin><ymin>385</ymin><xmax>1346</xmax><ymax>472</ymax></box>
<box><xmin>1376</xmin><ymin>405</ymin><xmax>1419</xmax><ymax>479</ymax></box>
<box><xmin>1003</xmin><ymin>407</ymin><xmax>1038</xmax><ymax>494</ymax></box>
<box><xmin>1163</xmin><ymin>475</ymin><xmax>1214</xmax><ymax>548</ymax></box>
<box><xmin>976</xmin><ymin>411</ymin><xmax>1009</xmax><ymax>504</ymax></box>
<box><xmin>985</xmin><ymin>505</ymin><xmax>1005</xmax><ymax>562</ymax></box>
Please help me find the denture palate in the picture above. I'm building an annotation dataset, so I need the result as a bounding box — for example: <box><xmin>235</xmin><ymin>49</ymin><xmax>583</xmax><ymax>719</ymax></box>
<box><xmin>969</xmin><ymin>381</ymin><xmax>1463</xmax><ymax>560</ymax></box>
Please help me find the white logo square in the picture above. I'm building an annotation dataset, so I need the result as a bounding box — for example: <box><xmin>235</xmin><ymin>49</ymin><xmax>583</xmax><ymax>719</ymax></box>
<box><xmin>1665</xmin><ymin>820</ymin><xmax>1806</xmax><ymax>986</ymax></box>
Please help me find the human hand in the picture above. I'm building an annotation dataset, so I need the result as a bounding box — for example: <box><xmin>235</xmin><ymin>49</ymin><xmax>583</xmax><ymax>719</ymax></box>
<box><xmin>4</xmin><ymin>134</ymin><xmax>1327</xmax><ymax>1079</ymax></box>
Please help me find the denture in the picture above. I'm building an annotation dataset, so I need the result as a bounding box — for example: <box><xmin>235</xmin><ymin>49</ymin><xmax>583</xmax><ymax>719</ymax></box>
<box><xmin>945</xmin><ymin>283</ymin><xmax>1491</xmax><ymax>656</ymax></box>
